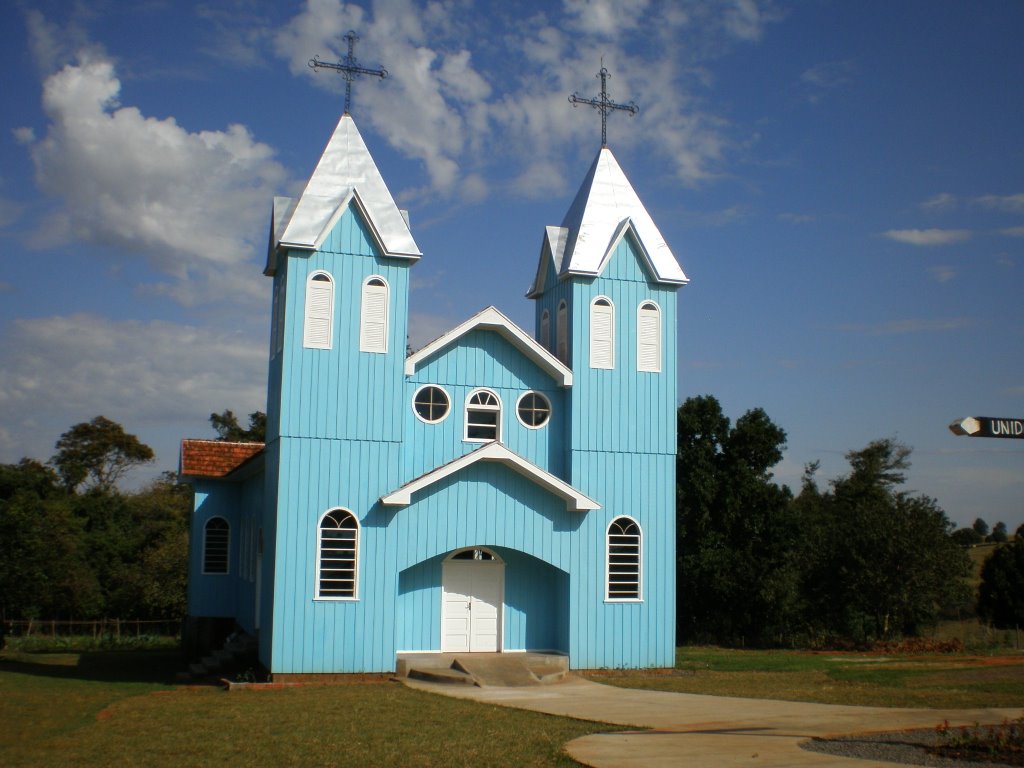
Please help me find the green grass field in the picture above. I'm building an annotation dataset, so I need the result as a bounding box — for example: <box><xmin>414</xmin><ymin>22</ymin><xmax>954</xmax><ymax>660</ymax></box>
<box><xmin>589</xmin><ymin>646</ymin><xmax>1024</xmax><ymax>708</ymax></box>
<box><xmin>5</xmin><ymin>643</ymin><xmax>1024</xmax><ymax>766</ymax></box>
<box><xmin>0</xmin><ymin>648</ymin><xmax>610</xmax><ymax>767</ymax></box>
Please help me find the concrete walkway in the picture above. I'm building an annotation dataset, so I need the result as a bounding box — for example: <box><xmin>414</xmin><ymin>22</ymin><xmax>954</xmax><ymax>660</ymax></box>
<box><xmin>402</xmin><ymin>676</ymin><xmax>1020</xmax><ymax>767</ymax></box>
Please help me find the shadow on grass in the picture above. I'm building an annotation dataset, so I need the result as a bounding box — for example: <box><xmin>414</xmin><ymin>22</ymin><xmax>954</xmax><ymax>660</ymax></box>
<box><xmin>0</xmin><ymin>648</ymin><xmax>185</xmax><ymax>685</ymax></box>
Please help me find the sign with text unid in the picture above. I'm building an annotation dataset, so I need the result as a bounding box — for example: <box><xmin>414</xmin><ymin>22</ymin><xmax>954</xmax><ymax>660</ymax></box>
<box><xmin>949</xmin><ymin>417</ymin><xmax>1024</xmax><ymax>439</ymax></box>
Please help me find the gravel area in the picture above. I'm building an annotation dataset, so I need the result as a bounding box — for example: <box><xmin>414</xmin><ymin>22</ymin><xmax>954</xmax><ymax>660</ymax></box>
<box><xmin>801</xmin><ymin>728</ymin><xmax>1018</xmax><ymax>767</ymax></box>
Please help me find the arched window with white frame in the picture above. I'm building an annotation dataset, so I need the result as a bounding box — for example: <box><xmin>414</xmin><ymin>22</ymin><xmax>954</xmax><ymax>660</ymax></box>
<box><xmin>637</xmin><ymin>301</ymin><xmax>662</xmax><ymax>372</ymax></box>
<box><xmin>303</xmin><ymin>271</ymin><xmax>334</xmax><ymax>349</ymax></box>
<box><xmin>590</xmin><ymin>296</ymin><xmax>615</xmax><ymax>369</ymax></box>
<box><xmin>556</xmin><ymin>300</ymin><xmax>568</xmax><ymax>364</ymax></box>
<box><xmin>539</xmin><ymin>309</ymin><xmax>550</xmax><ymax>351</ymax></box>
<box><xmin>465</xmin><ymin>388</ymin><xmax>501</xmax><ymax>442</ymax></box>
<box><xmin>316</xmin><ymin>509</ymin><xmax>359</xmax><ymax>599</ymax></box>
<box><xmin>203</xmin><ymin>517</ymin><xmax>229</xmax><ymax>575</ymax></box>
<box><xmin>359</xmin><ymin>276</ymin><xmax>389</xmax><ymax>353</ymax></box>
<box><xmin>606</xmin><ymin>516</ymin><xmax>641</xmax><ymax>600</ymax></box>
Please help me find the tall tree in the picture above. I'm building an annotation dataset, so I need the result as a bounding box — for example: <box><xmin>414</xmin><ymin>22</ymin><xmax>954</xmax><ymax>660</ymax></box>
<box><xmin>51</xmin><ymin>416</ymin><xmax>154</xmax><ymax>493</ymax></box>
<box><xmin>209</xmin><ymin>409</ymin><xmax>266</xmax><ymax>442</ymax></box>
<box><xmin>972</xmin><ymin>517</ymin><xmax>990</xmax><ymax>538</ymax></box>
<box><xmin>799</xmin><ymin>439</ymin><xmax>969</xmax><ymax>643</ymax></box>
<box><xmin>988</xmin><ymin>521</ymin><xmax>1009</xmax><ymax>543</ymax></box>
<box><xmin>977</xmin><ymin>539</ymin><xmax>1024</xmax><ymax>629</ymax></box>
<box><xmin>676</xmin><ymin>395</ymin><xmax>797</xmax><ymax>645</ymax></box>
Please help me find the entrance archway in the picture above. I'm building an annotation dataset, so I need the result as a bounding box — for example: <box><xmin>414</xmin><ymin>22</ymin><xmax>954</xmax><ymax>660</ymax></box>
<box><xmin>441</xmin><ymin>548</ymin><xmax>504</xmax><ymax>652</ymax></box>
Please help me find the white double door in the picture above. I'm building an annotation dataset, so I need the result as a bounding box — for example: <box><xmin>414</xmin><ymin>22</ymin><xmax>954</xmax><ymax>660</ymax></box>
<box><xmin>441</xmin><ymin>560</ymin><xmax>503</xmax><ymax>652</ymax></box>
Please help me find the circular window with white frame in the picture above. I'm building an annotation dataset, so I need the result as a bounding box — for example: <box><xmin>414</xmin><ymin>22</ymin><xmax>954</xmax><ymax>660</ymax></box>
<box><xmin>413</xmin><ymin>385</ymin><xmax>450</xmax><ymax>423</ymax></box>
<box><xmin>516</xmin><ymin>391</ymin><xmax>551</xmax><ymax>429</ymax></box>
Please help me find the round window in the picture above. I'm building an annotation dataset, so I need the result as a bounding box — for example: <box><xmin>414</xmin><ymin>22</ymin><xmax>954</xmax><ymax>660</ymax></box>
<box><xmin>517</xmin><ymin>391</ymin><xmax>551</xmax><ymax>428</ymax></box>
<box><xmin>413</xmin><ymin>385</ymin><xmax>450</xmax><ymax>423</ymax></box>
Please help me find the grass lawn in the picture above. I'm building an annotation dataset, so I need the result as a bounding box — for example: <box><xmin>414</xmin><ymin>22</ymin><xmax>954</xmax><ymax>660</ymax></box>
<box><xmin>0</xmin><ymin>649</ymin><xmax>612</xmax><ymax>767</ymax></box>
<box><xmin>587</xmin><ymin>646</ymin><xmax>1024</xmax><ymax>708</ymax></box>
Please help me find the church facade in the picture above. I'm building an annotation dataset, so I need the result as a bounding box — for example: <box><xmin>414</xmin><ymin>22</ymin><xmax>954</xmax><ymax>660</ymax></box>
<box><xmin>180</xmin><ymin>111</ymin><xmax>688</xmax><ymax>675</ymax></box>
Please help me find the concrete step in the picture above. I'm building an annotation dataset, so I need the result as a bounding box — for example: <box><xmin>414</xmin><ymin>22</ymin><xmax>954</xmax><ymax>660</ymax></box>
<box><xmin>407</xmin><ymin>666</ymin><xmax>476</xmax><ymax>686</ymax></box>
<box><xmin>396</xmin><ymin>651</ymin><xmax>570</xmax><ymax>688</ymax></box>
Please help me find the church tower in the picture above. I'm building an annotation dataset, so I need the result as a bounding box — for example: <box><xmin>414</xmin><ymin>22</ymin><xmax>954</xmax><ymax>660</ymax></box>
<box><xmin>527</xmin><ymin>146</ymin><xmax>688</xmax><ymax>667</ymax></box>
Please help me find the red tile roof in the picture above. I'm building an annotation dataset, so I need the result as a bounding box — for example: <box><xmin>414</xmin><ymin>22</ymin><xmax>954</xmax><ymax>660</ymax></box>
<box><xmin>180</xmin><ymin>440</ymin><xmax>264</xmax><ymax>478</ymax></box>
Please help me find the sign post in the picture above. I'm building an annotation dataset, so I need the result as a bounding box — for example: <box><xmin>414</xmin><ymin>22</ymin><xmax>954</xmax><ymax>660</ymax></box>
<box><xmin>949</xmin><ymin>416</ymin><xmax>1024</xmax><ymax>439</ymax></box>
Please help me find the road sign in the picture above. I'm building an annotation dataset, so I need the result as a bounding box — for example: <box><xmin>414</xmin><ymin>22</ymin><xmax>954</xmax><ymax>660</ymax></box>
<box><xmin>949</xmin><ymin>416</ymin><xmax>1024</xmax><ymax>439</ymax></box>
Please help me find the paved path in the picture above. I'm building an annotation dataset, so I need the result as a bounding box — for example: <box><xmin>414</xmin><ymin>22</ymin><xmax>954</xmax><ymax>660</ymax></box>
<box><xmin>403</xmin><ymin>677</ymin><xmax>1020</xmax><ymax>767</ymax></box>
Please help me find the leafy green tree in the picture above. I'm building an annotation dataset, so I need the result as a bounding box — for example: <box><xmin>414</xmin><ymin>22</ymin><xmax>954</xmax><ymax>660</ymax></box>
<box><xmin>977</xmin><ymin>539</ymin><xmax>1024</xmax><ymax>628</ymax></box>
<box><xmin>988</xmin><ymin>521</ymin><xmax>1009</xmax><ymax>543</ymax></box>
<box><xmin>798</xmin><ymin>439</ymin><xmax>969</xmax><ymax>643</ymax></box>
<box><xmin>676</xmin><ymin>395</ymin><xmax>797</xmax><ymax>645</ymax></box>
<box><xmin>972</xmin><ymin>517</ymin><xmax>990</xmax><ymax>538</ymax></box>
<box><xmin>209</xmin><ymin>409</ymin><xmax>266</xmax><ymax>442</ymax></box>
<box><xmin>51</xmin><ymin>416</ymin><xmax>154</xmax><ymax>492</ymax></box>
<box><xmin>951</xmin><ymin>527</ymin><xmax>984</xmax><ymax>546</ymax></box>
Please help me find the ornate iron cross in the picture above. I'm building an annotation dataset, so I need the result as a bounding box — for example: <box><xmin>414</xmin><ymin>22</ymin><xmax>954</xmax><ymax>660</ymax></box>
<box><xmin>569</xmin><ymin>65</ymin><xmax>639</xmax><ymax>148</ymax></box>
<box><xmin>309</xmin><ymin>31</ymin><xmax>388</xmax><ymax>115</ymax></box>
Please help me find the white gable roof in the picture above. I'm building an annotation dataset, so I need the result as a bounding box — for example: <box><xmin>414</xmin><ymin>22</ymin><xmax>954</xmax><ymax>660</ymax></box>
<box><xmin>380</xmin><ymin>441</ymin><xmax>600</xmax><ymax>512</ymax></box>
<box><xmin>405</xmin><ymin>305</ymin><xmax>573</xmax><ymax>387</ymax></box>
<box><xmin>265</xmin><ymin>114</ymin><xmax>421</xmax><ymax>275</ymax></box>
<box><xmin>527</xmin><ymin>147</ymin><xmax>687</xmax><ymax>296</ymax></box>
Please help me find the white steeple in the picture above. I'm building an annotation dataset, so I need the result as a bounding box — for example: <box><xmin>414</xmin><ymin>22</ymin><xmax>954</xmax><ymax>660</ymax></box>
<box><xmin>266</xmin><ymin>114</ymin><xmax>420</xmax><ymax>274</ymax></box>
<box><xmin>528</xmin><ymin>147</ymin><xmax>687</xmax><ymax>297</ymax></box>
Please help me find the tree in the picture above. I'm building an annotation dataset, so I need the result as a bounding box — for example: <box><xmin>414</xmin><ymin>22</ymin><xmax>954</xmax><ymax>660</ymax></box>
<box><xmin>951</xmin><ymin>527</ymin><xmax>983</xmax><ymax>546</ymax></box>
<box><xmin>972</xmin><ymin>517</ymin><xmax>990</xmax><ymax>538</ymax></box>
<box><xmin>799</xmin><ymin>439</ymin><xmax>969</xmax><ymax>643</ymax></box>
<box><xmin>209</xmin><ymin>409</ymin><xmax>266</xmax><ymax>442</ymax></box>
<box><xmin>51</xmin><ymin>416</ymin><xmax>154</xmax><ymax>493</ymax></box>
<box><xmin>977</xmin><ymin>539</ymin><xmax>1024</xmax><ymax>629</ymax></box>
<box><xmin>988</xmin><ymin>521</ymin><xmax>1009</xmax><ymax>543</ymax></box>
<box><xmin>676</xmin><ymin>396</ymin><xmax>797</xmax><ymax>645</ymax></box>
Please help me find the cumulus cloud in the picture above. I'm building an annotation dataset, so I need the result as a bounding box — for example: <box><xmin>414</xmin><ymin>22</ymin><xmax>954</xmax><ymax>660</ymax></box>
<box><xmin>0</xmin><ymin>313</ymin><xmax>266</xmax><ymax>468</ymax></box>
<box><xmin>883</xmin><ymin>228</ymin><xmax>971</xmax><ymax>246</ymax></box>
<box><xmin>24</xmin><ymin>52</ymin><xmax>287</xmax><ymax>305</ymax></box>
<box><xmin>271</xmin><ymin>0</ymin><xmax>776</xmax><ymax>199</ymax></box>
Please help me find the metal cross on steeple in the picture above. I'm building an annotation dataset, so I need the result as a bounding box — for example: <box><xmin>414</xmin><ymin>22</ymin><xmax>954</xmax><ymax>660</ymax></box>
<box><xmin>308</xmin><ymin>31</ymin><xmax>388</xmax><ymax>115</ymax></box>
<box><xmin>569</xmin><ymin>64</ymin><xmax>639</xmax><ymax>148</ymax></box>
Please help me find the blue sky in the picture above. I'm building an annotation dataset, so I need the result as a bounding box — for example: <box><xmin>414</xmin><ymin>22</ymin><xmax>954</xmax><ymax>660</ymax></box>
<box><xmin>1</xmin><ymin>0</ymin><xmax>1021</xmax><ymax>531</ymax></box>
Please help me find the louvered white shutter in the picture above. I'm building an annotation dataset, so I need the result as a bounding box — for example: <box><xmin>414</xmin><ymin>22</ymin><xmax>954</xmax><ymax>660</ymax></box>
<box><xmin>590</xmin><ymin>299</ymin><xmax>614</xmax><ymax>369</ymax></box>
<box><xmin>637</xmin><ymin>303</ymin><xmax>661</xmax><ymax>372</ymax></box>
<box><xmin>360</xmin><ymin>279</ymin><xmax>388</xmax><ymax>352</ymax></box>
<box><xmin>303</xmin><ymin>274</ymin><xmax>333</xmax><ymax>349</ymax></box>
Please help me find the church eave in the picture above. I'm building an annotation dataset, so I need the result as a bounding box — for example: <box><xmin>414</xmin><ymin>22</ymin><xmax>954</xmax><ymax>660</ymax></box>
<box><xmin>380</xmin><ymin>442</ymin><xmax>600</xmax><ymax>512</ymax></box>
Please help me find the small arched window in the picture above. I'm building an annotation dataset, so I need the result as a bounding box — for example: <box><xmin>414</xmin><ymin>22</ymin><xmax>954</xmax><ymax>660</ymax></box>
<box><xmin>540</xmin><ymin>309</ymin><xmax>550</xmax><ymax>350</ymax></box>
<box><xmin>203</xmin><ymin>517</ymin><xmax>229</xmax><ymax>575</ymax></box>
<box><xmin>590</xmin><ymin>297</ymin><xmax>615</xmax><ymax>369</ymax></box>
<box><xmin>606</xmin><ymin>517</ymin><xmax>641</xmax><ymax>600</ymax></box>
<box><xmin>637</xmin><ymin>301</ymin><xmax>662</xmax><ymax>372</ymax></box>
<box><xmin>360</xmin><ymin>276</ymin><xmax>389</xmax><ymax>353</ymax></box>
<box><xmin>556</xmin><ymin>300</ymin><xmax>568</xmax><ymax>364</ymax></box>
<box><xmin>316</xmin><ymin>509</ymin><xmax>359</xmax><ymax>599</ymax></box>
<box><xmin>303</xmin><ymin>271</ymin><xmax>334</xmax><ymax>349</ymax></box>
<box><xmin>465</xmin><ymin>389</ymin><xmax>501</xmax><ymax>442</ymax></box>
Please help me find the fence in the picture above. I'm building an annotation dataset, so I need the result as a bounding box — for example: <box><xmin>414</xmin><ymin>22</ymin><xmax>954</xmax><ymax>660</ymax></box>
<box><xmin>3</xmin><ymin>618</ymin><xmax>181</xmax><ymax>640</ymax></box>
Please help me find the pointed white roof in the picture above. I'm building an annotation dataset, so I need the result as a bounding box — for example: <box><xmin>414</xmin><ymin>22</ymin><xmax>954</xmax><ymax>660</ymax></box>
<box><xmin>527</xmin><ymin>147</ymin><xmax>687</xmax><ymax>296</ymax></box>
<box><xmin>265</xmin><ymin>114</ymin><xmax>420</xmax><ymax>274</ymax></box>
<box><xmin>380</xmin><ymin>441</ymin><xmax>600</xmax><ymax>512</ymax></box>
<box><xmin>405</xmin><ymin>305</ymin><xmax>573</xmax><ymax>387</ymax></box>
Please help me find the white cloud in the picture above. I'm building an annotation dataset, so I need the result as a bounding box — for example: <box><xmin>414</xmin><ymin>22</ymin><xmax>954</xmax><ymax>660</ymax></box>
<box><xmin>975</xmin><ymin>193</ymin><xmax>1024</xmax><ymax>213</ymax></box>
<box><xmin>927</xmin><ymin>265</ymin><xmax>956</xmax><ymax>283</ymax></box>
<box><xmin>920</xmin><ymin>192</ymin><xmax>956</xmax><ymax>210</ymax></box>
<box><xmin>564</xmin><ymin>0</ymin><xmax>651</xmax><ymax>36</ymax></box>
<box><xmin>0</xmin><ymin>198</ymin><xmax>25</xmax><ymax>229</ymax></box>
<box><xmin>999</xmin><ymin>226</ymin><xmax>1024</xmax><ymax>237</ymax></box>
<box><xmin>0</xmin><ymin>314</ymin><xmax>266</xmax><ymax>469</ymax></box>
<box><xmin>24</xmin><ymin>52</ymin><xmax>288</xmax><ymax>305</ymax></box>
<box><xmin>838</xmin><ymin>318</ymin><xmax>975</xmax><ymax>335</ymax></box>
<box><xmin>12</xmin><ymin>126</ymin><xmax>35</xmax><ymax>144</ymax></box>
<box><xmin>883</xmin><ymin>228</ymin><xmax>971</xmax><ymax>246</ymax></box>
<box><xmin>800</xmin><ymin>60</ymin><xmax>855</xmax><ymax>102</ymax></box>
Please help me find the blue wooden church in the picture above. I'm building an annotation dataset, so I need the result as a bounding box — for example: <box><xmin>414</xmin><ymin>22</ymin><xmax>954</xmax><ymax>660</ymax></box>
<box><xmin>180</xmin><ymin>109</ymin><xmax>688</xmax><ymax>676</ymax></box>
